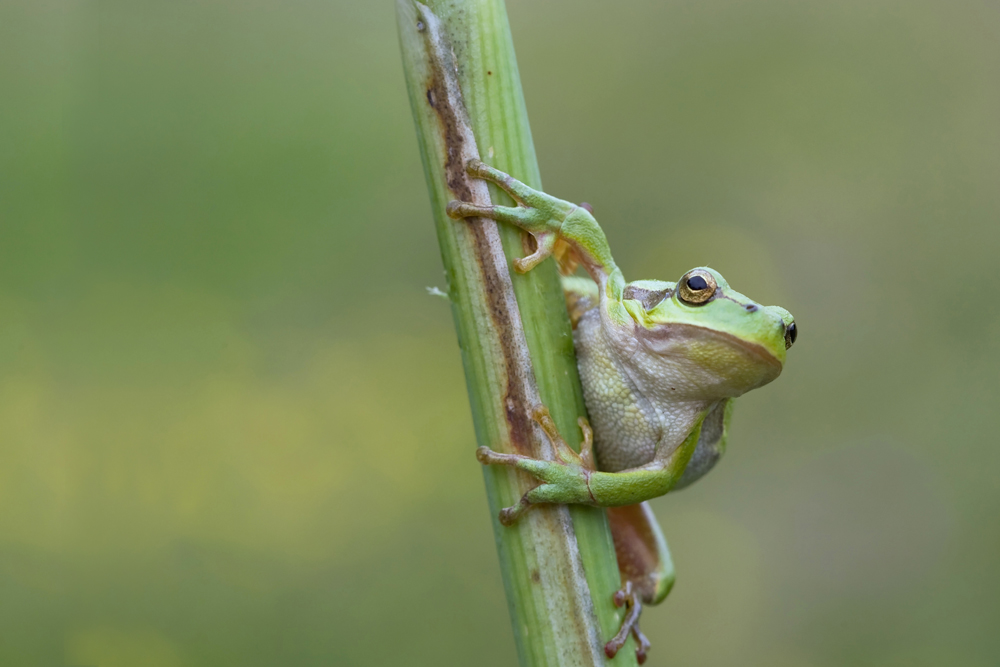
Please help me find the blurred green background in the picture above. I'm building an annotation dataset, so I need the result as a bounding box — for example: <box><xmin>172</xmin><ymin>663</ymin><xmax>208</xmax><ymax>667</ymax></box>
<box><xmin>2</xmin><ymin>0</ymin><xmax>998</xmax><ymax>665</ymax></box>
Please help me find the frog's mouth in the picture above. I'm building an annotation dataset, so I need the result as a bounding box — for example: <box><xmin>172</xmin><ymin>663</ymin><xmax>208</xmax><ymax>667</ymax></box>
<box><xmin>636</xmin><ymin>323</ymin><xmax>783</xmax><ymax>391</ymax></box>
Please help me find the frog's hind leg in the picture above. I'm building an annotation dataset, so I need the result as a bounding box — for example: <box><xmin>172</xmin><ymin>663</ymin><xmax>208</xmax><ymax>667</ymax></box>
<box><xmin>604</xmin><ymin>502</ymin><xmax>676</xmax><ymax>664</ymax></box>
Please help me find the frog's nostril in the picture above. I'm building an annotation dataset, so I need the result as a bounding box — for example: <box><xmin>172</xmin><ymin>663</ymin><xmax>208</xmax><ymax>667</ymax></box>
<box><xmin>745</xmin><ymin>304</ymin><xmax>758</xmax><ymax>313</ymax></box>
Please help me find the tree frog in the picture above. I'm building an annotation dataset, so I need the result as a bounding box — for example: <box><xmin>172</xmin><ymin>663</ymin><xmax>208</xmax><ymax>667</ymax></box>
<box><xmin>447</xmin><ymin>159</ymin><xmax>796</xmax><ymax>663</ymax></box>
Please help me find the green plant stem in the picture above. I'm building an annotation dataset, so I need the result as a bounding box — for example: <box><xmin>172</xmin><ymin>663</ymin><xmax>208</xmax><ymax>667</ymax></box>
<box><xmin>397</xmin><ymin>1</ymin><xmax>636</xmax><ymax>665</ymax></box>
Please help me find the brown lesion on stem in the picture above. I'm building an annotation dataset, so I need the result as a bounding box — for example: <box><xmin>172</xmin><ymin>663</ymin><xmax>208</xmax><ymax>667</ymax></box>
<box><xmin>416</xmin><ymin>6</ymin><xmax>535</xmax><ymax>455</ymax></box>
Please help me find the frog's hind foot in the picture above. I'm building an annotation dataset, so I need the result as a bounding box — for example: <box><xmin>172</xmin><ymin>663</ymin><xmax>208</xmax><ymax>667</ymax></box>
<box><xmin>604</xmin><ymin>581</ymin><xmax>652</xmax><ymax>664</ymax></box>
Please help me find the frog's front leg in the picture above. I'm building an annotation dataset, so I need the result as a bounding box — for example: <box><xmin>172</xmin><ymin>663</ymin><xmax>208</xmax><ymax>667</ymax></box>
<box><xmin>446</xmin><ymin>160</ymin><xmax>625</xmax><ymax>298</ymax></box>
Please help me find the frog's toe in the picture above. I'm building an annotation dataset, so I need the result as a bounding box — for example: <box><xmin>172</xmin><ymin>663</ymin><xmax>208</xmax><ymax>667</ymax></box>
<box><xmin>604</xmin><ymin>581</ymin><xmax>651</xmax><ymax>664</ymax></box>
<box><xmin>632</xmin><ymin>625</ymin><xmax>651</xmax><ymax>665</ymax></box>
<box><xmin>445</xmin><ymin>200</ymin><xmax>500</xmax><ymax>221</ymax></box>
<box><xmin>465</xmin><ymin>158</ymin><xmax>491</xmax><ymax>179</ymax></box>
<box><xmin>464</xmin><ymin>159</ymin><xmax>536</xmax><ymax>206</ymax></box>
<box><xmin>445</xmin><ymin>200</ymin><xmax>474</xmax><ymax>219</ymax></box>
<box><xmin>511</xmin><ymin>231</ymin><xmax>556</xmax><ymax>274</ymax></box>
<box><xmin>476</xmin><ymin>446</ymin><xmax>527</xmax><ymax>467</ymax></box>
<box><xmin>497</xmin><ymin>478</ymin><xmax>578</xmax><ymax>525</ymax></box>
<box><xmin>498</xmin><ymin>495</ymin><xmax>532</xmax><ymax>526</ymax></box>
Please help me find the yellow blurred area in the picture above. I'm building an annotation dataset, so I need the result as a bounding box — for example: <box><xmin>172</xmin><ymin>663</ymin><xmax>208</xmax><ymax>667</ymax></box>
<box><xmin>0</xmin><ymin>286</ymin><xmax>473</xmax><ymax>560</ymax></box>
<box><xmin>1</xmin><ymin>0</ymin><xmax>998</xmax><ymax>664</ymax></box>
<box><xmin>68</xmin><ymin>626</ymin><xmax>185</xmax><ymax>667</ymax></box>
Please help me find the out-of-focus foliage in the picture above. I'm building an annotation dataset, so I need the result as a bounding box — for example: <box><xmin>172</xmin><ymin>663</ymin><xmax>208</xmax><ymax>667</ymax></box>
<box><xmin>1</xmin><ymin>0</ymin><xmax>997</xmax><ymax>665</ymax></box>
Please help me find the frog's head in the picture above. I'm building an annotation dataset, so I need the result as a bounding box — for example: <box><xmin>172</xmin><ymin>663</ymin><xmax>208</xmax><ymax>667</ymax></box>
<box><xmin>637</xmin><ymin>267</ymin><xmax>796</xmax><ymax>399</ymax></box>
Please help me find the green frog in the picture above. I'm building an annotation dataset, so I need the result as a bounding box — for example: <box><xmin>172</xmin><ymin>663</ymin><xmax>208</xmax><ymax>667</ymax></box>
<box><xmin>447</xmin><ymin>159</ymin><xmax>796</xmax><ymax>663</ymax></box>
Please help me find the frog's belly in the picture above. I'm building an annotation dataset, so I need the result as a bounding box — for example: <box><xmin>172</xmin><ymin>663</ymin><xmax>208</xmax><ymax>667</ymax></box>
<box><xmin>574</xmin><ymin>311</ymin><xmax>661</xmax><ymax>472</ymax></box>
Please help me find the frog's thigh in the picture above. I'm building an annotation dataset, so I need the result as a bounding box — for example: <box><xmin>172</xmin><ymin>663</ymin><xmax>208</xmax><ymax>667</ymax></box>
<box><xmin>608</xmin><ymin>502</ymin><xmax>675</xmax><ymax>605</ymax></box>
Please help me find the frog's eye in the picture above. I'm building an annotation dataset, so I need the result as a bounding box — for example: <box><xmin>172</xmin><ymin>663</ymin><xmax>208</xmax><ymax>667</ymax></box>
<box><xmin>677</xmin><ymin>269</ymin><xmax>717</xmax><ymax>305</ymax></box>
<box><xmin>784</xmin><ymin>321</ymin><xmax>797</xmax><ymax>349</ymax></box>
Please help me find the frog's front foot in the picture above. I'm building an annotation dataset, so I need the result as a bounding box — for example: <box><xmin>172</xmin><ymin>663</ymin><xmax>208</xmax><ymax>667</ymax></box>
<box><xmin>476</xmin><ymin>405</ymin><xmax>596</xmax><ymax>525</ymax></box>
<box><xmin>605</xmin><ymin>581</ymin><xmax>652</xmax><ymax>664</ymax></box>
<box><xmin>446</xmin><ymin>160</ymin><xmax>580</xmax><ymax>274</ymax></box>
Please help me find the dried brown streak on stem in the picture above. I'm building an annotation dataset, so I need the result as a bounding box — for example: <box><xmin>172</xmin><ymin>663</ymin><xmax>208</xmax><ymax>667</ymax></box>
<box><xmin>417</xmin><ymin>10</ymin><xmax>534</xmax><ymax>455</ymax></box>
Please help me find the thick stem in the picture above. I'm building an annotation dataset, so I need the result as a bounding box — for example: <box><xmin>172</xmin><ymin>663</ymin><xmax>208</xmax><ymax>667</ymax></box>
<box><xmin>397</xmin><ymin>1</ymin><xmax>636</xmax><ymax>665</ymax></box>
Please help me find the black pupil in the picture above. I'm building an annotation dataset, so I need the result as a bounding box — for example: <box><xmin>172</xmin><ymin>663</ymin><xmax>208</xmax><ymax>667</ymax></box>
<box><xmin>687</xmin><ymin>275</ymin><xmax>708</xmax><ymax>291</ymax></box>
<box><xmin>787</xmin><ymin>322</ymin><xmax>797</xmax><ymax>343</ymax></box>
